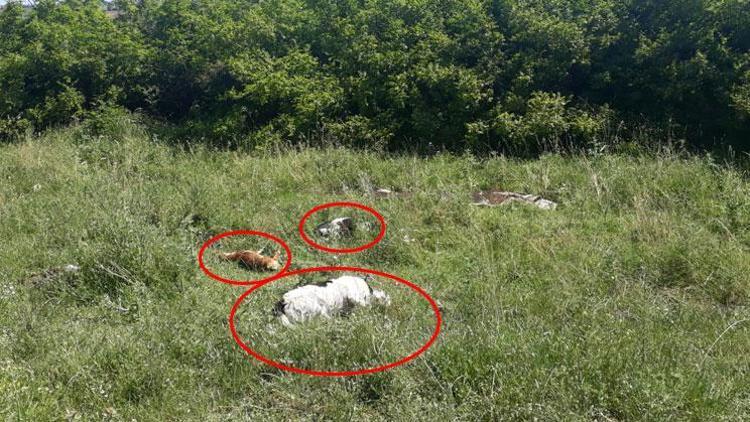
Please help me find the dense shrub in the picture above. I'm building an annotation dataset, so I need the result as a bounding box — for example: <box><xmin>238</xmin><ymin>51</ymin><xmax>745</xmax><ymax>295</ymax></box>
<box><xmin>0</xmin><ymin>0</ymin><xmax>748</xmax><ymax>153</ymax></box>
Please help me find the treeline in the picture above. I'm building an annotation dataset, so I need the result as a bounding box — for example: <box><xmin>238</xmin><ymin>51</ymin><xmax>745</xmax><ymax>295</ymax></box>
<box><xmin>1</xmin><ymin>0</ymin><xmax>748</xmax><ymax>152</ymax></box>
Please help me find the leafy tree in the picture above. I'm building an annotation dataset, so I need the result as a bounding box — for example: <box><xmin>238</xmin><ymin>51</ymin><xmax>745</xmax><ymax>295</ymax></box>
<box><xmin>0</xmin><ymin>0</ymin><xmax>748</xmax><ymax>151</ymax></box>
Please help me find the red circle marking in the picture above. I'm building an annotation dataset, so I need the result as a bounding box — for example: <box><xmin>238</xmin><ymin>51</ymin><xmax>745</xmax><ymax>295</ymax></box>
<box><xmin>298</xmin><ymin>202</ymin><xmax>386</xmax><ymax>253</ymax></box>
<box><xmin>228</xmin><ymin>266</ymin><xmax>442</xmax><ymax>377</ymax></box>
<box><xmin>198</xmin><ymin>230</ymin><xmax>292</xmax><ymax>286</ymax></box>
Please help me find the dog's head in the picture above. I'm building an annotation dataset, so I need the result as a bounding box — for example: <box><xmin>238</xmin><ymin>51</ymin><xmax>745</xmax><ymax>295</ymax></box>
<box><xmin>371</xmin><ymin>288</ymin><xmax>391</xmax><ymax>306</ymax></box>
<box><xmin>266</xmin><ymin>251</ymin><xmax>282</xmax><ymax>271</ymax></box>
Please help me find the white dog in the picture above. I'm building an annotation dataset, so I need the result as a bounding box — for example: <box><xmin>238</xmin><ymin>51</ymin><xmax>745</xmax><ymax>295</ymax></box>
<box><xmin>273</xmin><ymin>275</ymin><xmax>390</xmax><ymax>326</ymax></box>
<box><xmin>316</xmin><ymin>217</ymin><xmax>354</xmax><ymax>237</ymax></box>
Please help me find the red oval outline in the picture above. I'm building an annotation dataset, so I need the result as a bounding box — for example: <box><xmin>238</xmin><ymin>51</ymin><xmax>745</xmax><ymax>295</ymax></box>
<box><xmin>198</xmin><ymin>230</ymin><xmax>292</xmax><ymax>286</ymax></box>
<box><xmin>229</xmin><ymin>266</ymin><xmax>442</xmax><ymax>376</ymax></box>
<box><xmin>298</xmin><ymin>202</ymin><xmax>386</xmax><ymax>253</ymax></box>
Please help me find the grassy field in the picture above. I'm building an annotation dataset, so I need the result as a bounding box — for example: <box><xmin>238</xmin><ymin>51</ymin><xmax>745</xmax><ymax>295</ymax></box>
<box><xmin>1</xmin><ymin>120</ymin><xmax>749</xmax><ymax>420</ymax></box>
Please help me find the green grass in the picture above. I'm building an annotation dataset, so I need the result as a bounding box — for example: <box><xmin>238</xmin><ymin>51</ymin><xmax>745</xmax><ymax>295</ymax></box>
<box><xmin>1</xmin><ymin>122</ymin><xmax>749</xmax><ymax>420</ymax></box>
<box><xmin>233</xmin><ymin>271</ymin><xmax>434</xmax><ymax>374</ymax></box>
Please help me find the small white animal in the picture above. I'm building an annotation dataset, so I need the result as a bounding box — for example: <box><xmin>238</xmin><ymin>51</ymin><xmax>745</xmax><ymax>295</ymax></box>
<box><xmin>316</xmin><ymin>217</ymin><xmax>354</xmax><ymax>237</ymax></box>
<box><xmin>273</xmin><ymin>275</ymin><xmax>390</xmax><ymax>326</ymax></box>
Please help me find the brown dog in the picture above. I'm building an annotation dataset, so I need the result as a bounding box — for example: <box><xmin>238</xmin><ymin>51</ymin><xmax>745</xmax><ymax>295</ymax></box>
<box><xmin>220</xmin><ymin>250</ymin><xmax>281</xmax><ymax>271</ymax></box>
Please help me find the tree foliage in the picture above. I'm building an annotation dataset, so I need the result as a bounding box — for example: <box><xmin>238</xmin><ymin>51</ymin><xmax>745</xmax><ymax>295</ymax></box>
<box><xmin>1</xmin><ymin>0</ymin><xmax>748</xmax><ymax>152</ymax></box>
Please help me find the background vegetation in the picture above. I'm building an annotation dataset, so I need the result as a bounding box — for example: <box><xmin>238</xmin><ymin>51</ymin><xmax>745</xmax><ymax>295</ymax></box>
<box><xmin>1</xmin><ymin>0</ymin><xmax>749</xmax><ymax>152</ymax></box>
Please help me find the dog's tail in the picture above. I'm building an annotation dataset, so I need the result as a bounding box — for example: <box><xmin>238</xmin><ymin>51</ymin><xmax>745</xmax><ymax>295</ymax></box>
<box><xmin>272</xmin><ymin>299</ymin><xmax>286</xmax><ymax>317</ymax></box>
<box><xmin>273</xmin><ymin>300</ymin><xmax>294</xmax><ymax>327</ymax></box>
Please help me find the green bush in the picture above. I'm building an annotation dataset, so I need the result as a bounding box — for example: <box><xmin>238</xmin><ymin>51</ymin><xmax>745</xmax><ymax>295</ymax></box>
<box><xmin>1</xmin><ymin>0</ymin><xmax>748</xmax><ymax>152</ymax></box>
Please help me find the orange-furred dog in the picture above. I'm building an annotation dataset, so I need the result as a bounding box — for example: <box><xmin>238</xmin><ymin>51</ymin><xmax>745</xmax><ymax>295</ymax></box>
<box><xmin>220</xmin><ymin>250</ymin><xmax>281</xmax><ymax>271</ymax></box>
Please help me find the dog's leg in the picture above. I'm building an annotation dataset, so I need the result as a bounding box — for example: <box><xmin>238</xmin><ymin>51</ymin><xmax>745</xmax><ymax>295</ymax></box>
<box><xmin>340</xmin><ymin>298</ymin><xmax>355</xmax><ymax>317</ymax></box>
<box><xmin>280</xmin><ymin>314</ymin><xmax>293</xmax><ymax>327</ymax></box>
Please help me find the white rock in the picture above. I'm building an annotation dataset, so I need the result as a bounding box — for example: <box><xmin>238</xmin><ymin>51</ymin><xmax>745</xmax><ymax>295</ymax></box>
<box><xmin>63</xmin><ymin>264</ymin><xmax>80</xmax><ymax>273</ymax></box>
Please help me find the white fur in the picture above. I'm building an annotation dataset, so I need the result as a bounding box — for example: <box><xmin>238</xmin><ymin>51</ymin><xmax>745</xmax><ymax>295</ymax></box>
<box><xmin>316</xmin><ymin>217</ymin><xmax>354</xmax><ymax>237</ymax></box>
<box><xmin>276</xmin><ymin>275</ymin><xmax>390</xmax><ymax>326</ymax></box>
